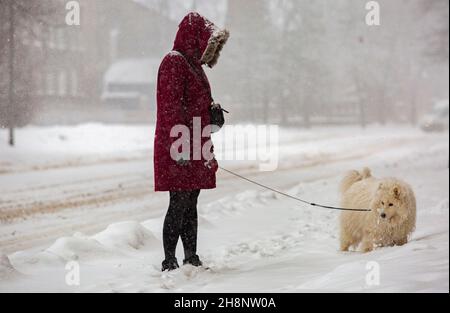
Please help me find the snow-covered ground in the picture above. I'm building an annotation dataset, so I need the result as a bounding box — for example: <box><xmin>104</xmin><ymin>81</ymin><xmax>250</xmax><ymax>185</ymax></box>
<box><xmin>0</xmin><ymin>124</ymin><xmax>448</xmax><ymax>293</ymax></box>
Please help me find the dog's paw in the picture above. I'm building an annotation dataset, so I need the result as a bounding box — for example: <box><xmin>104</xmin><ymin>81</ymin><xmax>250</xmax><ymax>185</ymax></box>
<box><xmin>361</xmin><ymin>243</ymin><xmax>374</xmax><ymax>253</ymax></box>
<box><xmin>394</xmin><ymin>237</ymin><xmax>408</xmax><ymax>246</ymax></box>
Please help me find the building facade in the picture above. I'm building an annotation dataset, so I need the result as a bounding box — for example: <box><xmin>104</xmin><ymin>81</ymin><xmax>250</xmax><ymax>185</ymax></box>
<box><xmin>2</xmin><ymin>0</ymin><xmax>176</xmax><ymax>125</ymax></box>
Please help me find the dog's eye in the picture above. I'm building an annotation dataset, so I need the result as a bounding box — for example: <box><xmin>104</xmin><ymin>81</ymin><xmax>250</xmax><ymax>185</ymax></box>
<box><xmin>381</xmin><ymin>201</ymin><xmax>385</xmax><ymax>205</ymax></box>
<box><xmin>389</xmin><ymin>203</ymin><xmax>394</xmax><ymax>207</ymax></box>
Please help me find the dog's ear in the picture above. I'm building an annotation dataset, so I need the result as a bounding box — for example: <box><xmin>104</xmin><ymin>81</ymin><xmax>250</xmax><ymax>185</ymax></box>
<box><xmin>393</xmin><ymin>185</ymin><xmax>401</xmax><ymax>199</ymax></box>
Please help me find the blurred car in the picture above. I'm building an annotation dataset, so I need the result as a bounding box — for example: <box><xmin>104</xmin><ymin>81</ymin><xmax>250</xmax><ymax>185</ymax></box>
<box><xmin>420</xmin><ymin>100</ymin><xmax>449</xmax><ymax>132</ymax></box>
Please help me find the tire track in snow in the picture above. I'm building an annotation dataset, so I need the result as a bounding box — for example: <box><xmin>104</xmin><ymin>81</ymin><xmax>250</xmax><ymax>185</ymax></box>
<box><xmin>0</xmin><ymin>153</ymin><xmax>151</xmax><ymax>175</ymax></box>
<box><xmin>0</xmin><ymin>135</ymin><xmax>427</xmax><ymax>253</ymax></box>
<box><xmin>0</xmin><ymin>146</ymin><xmax>379</xmax><ymax>223</ymax></box>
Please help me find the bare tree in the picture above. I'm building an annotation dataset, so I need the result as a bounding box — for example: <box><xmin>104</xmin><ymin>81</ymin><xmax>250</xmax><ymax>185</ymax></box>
<box><xmin>0</xmin><ymin>0</ymin><xmax>62</xmax><ymax>146</ymax></box>
<box><xmin>224</xmin><ymin>0</ymin><xmax>275</xmax><ymax>122</ymax></box>
<box><xmin>418</xmin><ymin>0</ymin><xmax>449</xmax><ymax>63</ymax></box>
<box><xmin>272</xmin><ymin>0</ymin><xmax>331</xmax><ymax>127</ymax></box>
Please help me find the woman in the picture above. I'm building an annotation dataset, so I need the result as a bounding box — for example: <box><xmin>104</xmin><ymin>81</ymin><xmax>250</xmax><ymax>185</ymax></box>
<box><xmin>154</xmin><ymin>12</ymin><xmax>229</xmax><ymax>272</ymax></box>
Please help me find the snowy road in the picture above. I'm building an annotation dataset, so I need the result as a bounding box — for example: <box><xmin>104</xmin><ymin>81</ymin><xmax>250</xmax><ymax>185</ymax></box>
<box><xmin>0</xmin><ymin>125</ymin><xmax>448</xmax><ymax>292</ymax></box>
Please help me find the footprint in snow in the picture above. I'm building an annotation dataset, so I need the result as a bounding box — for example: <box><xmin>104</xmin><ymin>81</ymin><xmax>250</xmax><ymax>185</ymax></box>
<box><xmin>157</xmin><ymin>265</ymin><xmax>214</xmax><ymax>290</ymax></box>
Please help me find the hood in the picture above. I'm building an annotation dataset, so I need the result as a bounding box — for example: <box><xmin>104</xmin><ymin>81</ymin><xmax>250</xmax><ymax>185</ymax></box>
<box><xmin>173</xmin><ymin>12</ymin><xmax>230</xmax><ymax>68</ymax></box>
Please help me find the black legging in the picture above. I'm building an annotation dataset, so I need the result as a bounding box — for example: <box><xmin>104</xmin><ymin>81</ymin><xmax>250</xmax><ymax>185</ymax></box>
<box><xmin>163</xmin><ymin>190</ymin><xmax>201</xmax><ymax>261</ymax></box>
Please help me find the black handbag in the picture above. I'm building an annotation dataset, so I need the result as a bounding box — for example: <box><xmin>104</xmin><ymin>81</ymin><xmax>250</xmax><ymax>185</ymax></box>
<box><xmin>210</xmin><ymin>102</ymin><xmax>228</xmax><ymax>133</ymax></box>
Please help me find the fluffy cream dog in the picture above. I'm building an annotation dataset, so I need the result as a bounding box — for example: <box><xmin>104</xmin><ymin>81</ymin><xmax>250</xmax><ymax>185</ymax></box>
<box><xmin>340</xmin><ymin>168</ymin><xmax>416</xmax><ymax>253</ymax></box>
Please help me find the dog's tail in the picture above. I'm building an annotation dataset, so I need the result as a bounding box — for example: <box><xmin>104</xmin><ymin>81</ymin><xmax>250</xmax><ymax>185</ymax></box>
<box><xmin>340</xmin><ymin>167</ymin><xmax>372</xmax><ymax>193</ymax></box>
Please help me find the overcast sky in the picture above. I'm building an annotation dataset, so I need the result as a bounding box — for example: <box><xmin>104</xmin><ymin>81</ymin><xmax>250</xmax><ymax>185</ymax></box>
<box><xmin>136</xmin><ymin>0</ymin><xmax>228</xmax><ymax>26</ymax></box>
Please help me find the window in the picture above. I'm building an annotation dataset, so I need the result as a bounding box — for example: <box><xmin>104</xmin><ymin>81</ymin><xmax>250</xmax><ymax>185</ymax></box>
<box><xmin>71</xmin><ymin>70</ymin><xmax>78</xmax><ymax>96</ymax></box>
<box><xmin>22</xmin><ymin>29</ymin><xmax>30</xmax><ymax>45</ymax></box>
<box><xmin>48</xmin><ymin>28</ymin><xmax>56</xmax><ymax>49</ymax></box>
<box><xmin>46</xmin><ymin>72</ymin><xmax>55</xmax><ymax>95</ymax></box>
<box><xmin>57</xmin><ymin>28</ymin><xmax>66</xmax><ymax>50</ymax></box>
<box><xmin>35</xmin><ymin>72</ymin><xmax>44</xmax><ymax>95</ymax></box>
<box><xmin>71</xmin><ymin>30</ymin><xmax>81</xmax><ymax>51</ymax></box>
<box><xmin>58</xmin><ymin>71</ymin><xmax>67</xmax><ymax>96</ymax></box>
<box><xmin>34</xmin><ymin>24</ymin><xmax>42</xmax><ymax>47</ymax></box>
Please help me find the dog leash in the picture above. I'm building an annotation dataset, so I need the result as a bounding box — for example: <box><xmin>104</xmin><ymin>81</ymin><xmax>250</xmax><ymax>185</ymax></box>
<box><xmin>219</xmin><ymin>167</ymin><xmax>371</xmax><ymax>212</ymax></box>
<box><xmin>170</xmin><ymin>53</ymin><xmax>368</xmax><ymax>212</ymax></box>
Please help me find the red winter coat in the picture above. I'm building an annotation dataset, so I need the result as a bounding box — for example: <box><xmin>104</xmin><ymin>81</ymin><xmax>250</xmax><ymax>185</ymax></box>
<box><xmin>154</xmin><ymin>13</ymin><xmax>229</xmax><ymax>192</ymax></box>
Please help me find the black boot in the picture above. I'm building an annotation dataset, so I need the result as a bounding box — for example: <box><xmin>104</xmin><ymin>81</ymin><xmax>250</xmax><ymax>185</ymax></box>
<box><xmin>183</xmin><ymin>255</ymin><xmax>203</xmax><ymax>267</ymax></box>
<box><xmin>161</xmin><ymin>258</ymin><xmax>179</xmax><ymax>272</ymax></box>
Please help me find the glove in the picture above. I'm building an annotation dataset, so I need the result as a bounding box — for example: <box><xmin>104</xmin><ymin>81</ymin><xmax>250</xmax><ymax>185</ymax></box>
<box><xmin>210</xmin><ymin>102</ymin><xmax>226</xmax><ymax>133</ymax></box>
<box><xmin>177</xmin><ymin>158</ymin><xmax>190</xmax><ymax>167</ymax></box>
<box><xmin>204</xmin><ymin>158</ymin><xmax>219</xmax><ymax>173</ymax></box>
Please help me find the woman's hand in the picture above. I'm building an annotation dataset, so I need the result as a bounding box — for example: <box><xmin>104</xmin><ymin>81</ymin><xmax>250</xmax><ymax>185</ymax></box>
<box><xmin>204</xmin><ymin>158</ymin><xmax>219</xmax><ymax>173</ymax></box>
<box><xmin>177</xmin><ymin>158</ymin><xmax>190</xmax><ymax>166</ymax></box>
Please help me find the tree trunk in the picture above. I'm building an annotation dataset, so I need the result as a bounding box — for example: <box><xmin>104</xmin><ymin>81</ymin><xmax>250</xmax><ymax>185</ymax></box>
<box><xmin>8</xmin><ymin>1</ymin><xmax>15</xmax><ymax>147</ymax></box>
<box><xmin>359</xmin><ymin>102</ymin><xmax>366</xmax><ymax>128</ymax></box>
<box><xmin>410</xmin><ymin>94</ymin><xmax>417</xmax><ymax>126</ymax></box>
<box><xmin>353</xmin><ymin>69</ymin><xmax>367</xmax><ymax>128</ymax></box>
<box><xmin>9</xmin><ymin>128</ymin><xmax>14</xmax><ymax>146</ymax></box>
<box><xmin>302</xmin><ymin>91</ymin><xmax>311</xmax><ymax>129</ymax></box>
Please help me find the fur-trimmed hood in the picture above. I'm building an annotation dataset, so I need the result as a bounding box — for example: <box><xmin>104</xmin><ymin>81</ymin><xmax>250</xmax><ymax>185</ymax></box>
<box><xmin>173</xmin><ymin>12</ymin><xmax>230</xmax><ymax>68</ymax></box>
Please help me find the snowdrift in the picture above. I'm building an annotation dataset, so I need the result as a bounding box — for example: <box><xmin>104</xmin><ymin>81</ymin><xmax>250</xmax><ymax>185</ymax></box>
<box><xmin>46</xmin><ymin>222</ymin><xmax>160</xmax><ymax>262</ymax></box>
<box><xmin>0</xmin><ymin>253</ymin><xmax>20</xmax><ymax>280</ymax></box>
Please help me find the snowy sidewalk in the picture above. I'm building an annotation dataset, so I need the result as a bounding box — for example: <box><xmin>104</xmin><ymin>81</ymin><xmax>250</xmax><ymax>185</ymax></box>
<box><xmin>0</xmin><ymin>125</ymin><xmax>448</xmax><ymax>292</ymax></box>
